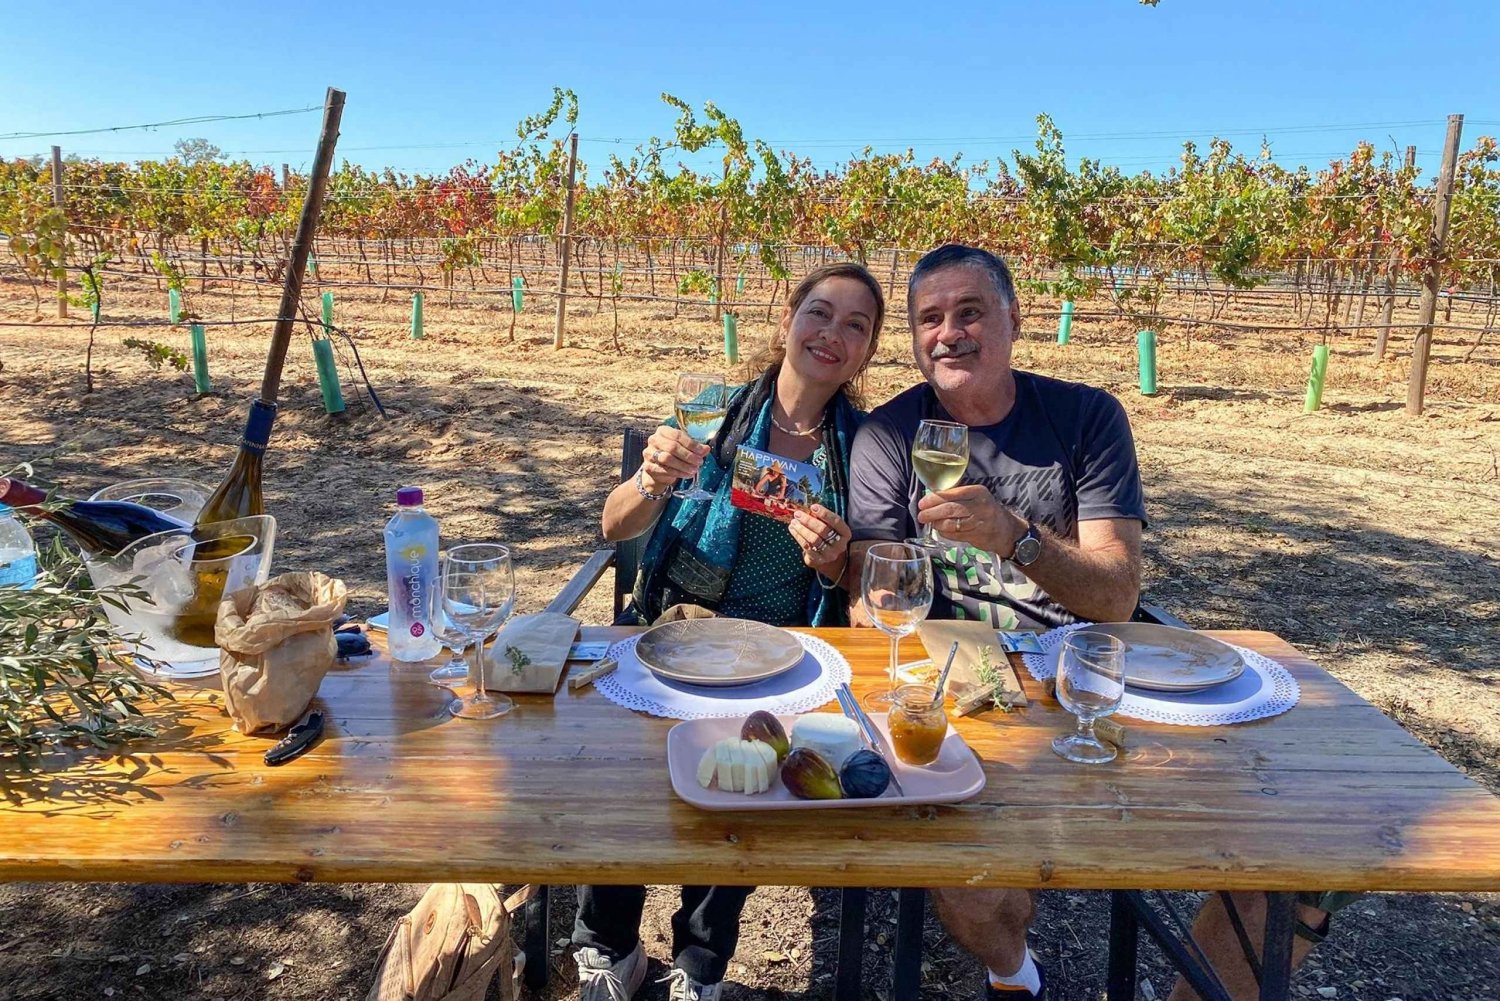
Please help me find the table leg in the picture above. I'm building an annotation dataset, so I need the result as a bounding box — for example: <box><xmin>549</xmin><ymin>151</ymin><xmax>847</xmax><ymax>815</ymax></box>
<box><xmin>1258</xmin><ymin>892</ymin><xmax>1296</xmax><ymax>1001</ymax></box>
<box><xmin>892</xmin><ymin>887</ymin><xmax>925</xmax><ymax>1001</ymax></box>
<box><xmin>1106</xmin><ymin>890</ymin><xmax>1139</xmax><ymax>1001</ymax></box>
<box><xmin>521</xmin><ymin>885</ymin><xmax>551</xmax><ymax>994</ymax></box>
<box><xmin>834</xmin><ymin>887</ymin><xmax>867</xmax><ymax>1001</ymax></box>
<box><xmin>1123</xmin><ymin>891</ymin><xmax>1232</xmax><ymax>1001</ymax></box>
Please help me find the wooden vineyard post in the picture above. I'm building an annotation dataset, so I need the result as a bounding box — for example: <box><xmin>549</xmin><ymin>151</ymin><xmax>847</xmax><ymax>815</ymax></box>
<box><xmin>1375</xmin><ymin>145</ymin><xmax>1417</xmax><ymax>360</ymax></box>
<box><xmin>1406</xmin><ymin>115</ymin><xmax>1463</xmax><ymax>416</ymax></box>
<box><xmin>51</xmin><ymin>146</ymin><xmax>66</xmax><ymax>318</ymax></box>
<box><xmin>282</xmin><ymin>163</ymin><xmax>291</xmax><ymax>189</ymax></box>
<box><xmin>261</xmin><ymin>87</ymin><xmax>346</xmax><ymax>407</ymax></box>
<box><xmin>553</xmin><ymin>132</ymin><xmax>579</xmax><ymax>349</ymax></box>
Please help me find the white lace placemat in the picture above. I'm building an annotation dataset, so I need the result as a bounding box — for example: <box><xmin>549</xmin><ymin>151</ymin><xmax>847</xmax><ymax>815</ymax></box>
<box><xmin>1021</xmin><ymin>623</ymin><xmax>1300</xmax><ymax>726</ymax></box>
<box><xmin>595</xmin><ymin>632</ymin><xmax>851</xmax><ymax>720</ymax></box>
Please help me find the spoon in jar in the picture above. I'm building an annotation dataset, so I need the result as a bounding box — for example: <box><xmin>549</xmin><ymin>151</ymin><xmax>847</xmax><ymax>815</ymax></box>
<box><xmin>932</xmin><ymin>641</ymin><xmax>960</xmax><ymax>700</ymax></box>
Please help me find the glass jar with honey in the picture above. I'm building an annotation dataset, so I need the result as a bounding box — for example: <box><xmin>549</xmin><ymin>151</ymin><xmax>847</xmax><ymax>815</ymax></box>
<box><xmin>889</xmin><ymin>683</ymin><xmax>948</xmax><ymax>765</ymax></box>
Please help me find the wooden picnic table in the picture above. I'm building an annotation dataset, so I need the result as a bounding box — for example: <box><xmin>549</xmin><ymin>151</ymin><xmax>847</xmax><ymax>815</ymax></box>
<box><xmin>4</xmin><ymin>627</ymin><xmax>1499</xmax><ymax>999</ymax></box>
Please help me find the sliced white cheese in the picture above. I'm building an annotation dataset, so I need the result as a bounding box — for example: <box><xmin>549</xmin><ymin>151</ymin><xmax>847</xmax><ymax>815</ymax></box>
<box><xmin>790</xmin><ymin>714</ymin><xmax>862</xmax><ymax>769</ymax></box>
<box><xmin>696</xmin><ymin>745</ymin><xmax>717</xmax><ymax>788</ymax></box>
<box><xmin>715</xmin><ymin>740</ymin><xmax>734</xmax><ymax>790</ymax></box>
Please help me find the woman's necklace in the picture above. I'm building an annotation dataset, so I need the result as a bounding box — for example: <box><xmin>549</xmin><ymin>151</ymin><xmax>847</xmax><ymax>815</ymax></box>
<box><xmin>771</xmin><ymin>412</ymin><xmax>823</xmax><ymax>438</ymax></box>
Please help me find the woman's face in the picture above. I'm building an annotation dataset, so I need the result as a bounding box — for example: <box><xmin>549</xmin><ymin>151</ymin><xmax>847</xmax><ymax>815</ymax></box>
<box><xmin>781</xmin><ymin>277</ymin><xmax>878</xmax><ymax>393</ymax></box>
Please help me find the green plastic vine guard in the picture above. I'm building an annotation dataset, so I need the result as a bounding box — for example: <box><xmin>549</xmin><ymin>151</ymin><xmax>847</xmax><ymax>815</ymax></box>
<box><xmin>1057</xmin><ymin>301</ymin><xmax>1074</xmax><ymax>344</ymax></box>
<box><xmin>190</xmin><ymin>323</ymin><xmax>211</xmax><ymax>393</ymax></box>
<box><xmin>1137</xmin><ymin>330</ymin><xmax>1157</xmax><ymax>395</ymax></box>
<box><xmin>723</xmin><ymin>313</ymin><xmax>739</xmax><ymax>364</ymax></box>
<box><xmin>736</xmin><ymin>273</ymin><xmax>746</xmax><ymax>294</ymax></box>
<box><xmin>512</xmin><ymin>276</ymin><xmax>524</xmax><ymax>312</ymax></box>
<box><xmin>410</xmin><ymin>291</ymin><xmax>424</xmax><ymax>339</ymax></box>
<box><xmin>1304</xmin><ymin>343</ymin><xmax>1329</xmax><ymax>413</ymax></box>
<box><xmin>313</xmin><ymin>338</ymin><xmax>345</xmax><ymax>414</ymax></box>
<box><xmin>168</xmin><ymin>288</ymin><xmax>181</xmax><ymax>324</ymax></box>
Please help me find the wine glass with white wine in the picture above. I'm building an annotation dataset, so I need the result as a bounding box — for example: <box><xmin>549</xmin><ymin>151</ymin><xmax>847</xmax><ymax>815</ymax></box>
<box><xmin>907</xmin><ymin>419</ymin><xmax>969</xmax><ymax>551</ymax></box>
<box><xmin>860</xmin><ymin>542</ymin><xmax>934</xmax><ymax>709</ymax></box>
<box><xmin>673</xmin><ymin>372</ymin><xmax>728</xmax><ymax>501</ymax></box>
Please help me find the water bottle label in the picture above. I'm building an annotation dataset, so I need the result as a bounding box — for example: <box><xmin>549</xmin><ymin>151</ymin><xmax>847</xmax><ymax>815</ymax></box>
<box><xmin>398</xmin><ymin>541</ymin><xmax>431</xmax><ymax>634</ymax></box>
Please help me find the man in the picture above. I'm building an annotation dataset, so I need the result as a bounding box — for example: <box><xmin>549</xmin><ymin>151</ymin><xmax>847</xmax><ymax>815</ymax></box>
<box><xmin>848</xmin><ymin>243</ymin><xmax>1147</xmax><ymax>999</ymax></box>
<box><xmin>849</xmin><ymin>244</ymin><xmax>1339</xmax><ymax>1000</ymax></box>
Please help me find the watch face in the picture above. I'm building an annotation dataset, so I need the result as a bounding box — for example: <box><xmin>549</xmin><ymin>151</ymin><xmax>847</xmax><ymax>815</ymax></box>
<box><xmin>1015</xmin><ymin>532</ymin><xmax>1042</xmax><ymax>566</ymax></box>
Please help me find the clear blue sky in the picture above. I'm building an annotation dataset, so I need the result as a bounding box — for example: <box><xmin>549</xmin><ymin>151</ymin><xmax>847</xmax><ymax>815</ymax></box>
<box><xmin>1</xmin><ymin>1</ymin><xmax>1496</xmax><ymax>179</ymax></box>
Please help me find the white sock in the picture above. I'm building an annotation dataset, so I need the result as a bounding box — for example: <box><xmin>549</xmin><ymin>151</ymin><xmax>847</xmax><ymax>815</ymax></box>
<box><xmin>988</xmin><ymin>951</ymin><xmax>1041</xmax><ymax>994</ymax></box>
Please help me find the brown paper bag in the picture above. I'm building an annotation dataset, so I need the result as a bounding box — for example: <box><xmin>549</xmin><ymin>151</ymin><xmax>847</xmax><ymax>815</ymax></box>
<box><xmin>482</xmin><ymin>612</ymin><xmax>579</xmax><ymax>693</ymax></box>
<box><xmin>216</xmin><ymin>571</ymin><xmax>349</xmax><ymax>734</ymax></box>
<box><xmin>917</xmin><ymin>619</ymin><xmax>1029</xmax><ymax>708</ymax></box>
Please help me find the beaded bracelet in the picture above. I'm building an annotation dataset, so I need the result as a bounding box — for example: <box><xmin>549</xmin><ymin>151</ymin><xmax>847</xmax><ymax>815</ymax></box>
<box><xmin>634</xmin><ymin>466</ymin><xmax>671</xmax><ymax>501</ymax></box>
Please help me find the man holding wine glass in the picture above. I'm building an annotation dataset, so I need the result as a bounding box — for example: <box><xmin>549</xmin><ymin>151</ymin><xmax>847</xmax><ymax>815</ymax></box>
<box><xmin>848</xmin><ymin>244</ymin><xmax>1148</xmax><ymax>1000</ymax></box>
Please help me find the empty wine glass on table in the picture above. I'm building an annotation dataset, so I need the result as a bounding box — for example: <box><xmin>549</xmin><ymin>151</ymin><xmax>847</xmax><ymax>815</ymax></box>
<box><xmin>427</xmin><ymin>558</ymin><xmax>471</xmax><ymax>686</ymax></box>
<box><xmin>442</xmin><ymin>543</ymin><xmax>517</xmax><ymax>720</ymax></box>
<box><xmin>907</xmin><ymin>419</ymin><xmax>969</xmax><ymax>551</ymax></box>
<box><xmin>673</xmin><ymin>372</ymin><xmax>728</xmax><ymax>501</ymax></box>
<box><xmin>1052</xmin><ymin>630</ymin><xmax>1126</xmax><ymax>764</ymax></box>
<box><xmin>860</xmin><ymin>542</ymin><xmax>934</xmax><ymax>709</ymax></box>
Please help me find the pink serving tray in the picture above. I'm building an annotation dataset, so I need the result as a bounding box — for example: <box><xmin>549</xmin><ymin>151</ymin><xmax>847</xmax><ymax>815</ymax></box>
<box><xmin>666</xmin><ymin>713</ymin><xmax>987</xmax><ymax>811</ymax></box>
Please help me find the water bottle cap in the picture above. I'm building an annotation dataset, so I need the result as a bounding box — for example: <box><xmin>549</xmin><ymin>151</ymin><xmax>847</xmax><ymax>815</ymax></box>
<box><xmin>396</xmin><ymin>486</ymin><xmax>424</xmax><ymax>506</ymax></box>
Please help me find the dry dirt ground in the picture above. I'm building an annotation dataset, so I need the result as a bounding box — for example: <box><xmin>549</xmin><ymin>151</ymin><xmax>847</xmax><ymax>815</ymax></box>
<box><xmin>0</xmin><ymin>271</ymin><xmax>1497</xmax><ymax>1000</ymax></box>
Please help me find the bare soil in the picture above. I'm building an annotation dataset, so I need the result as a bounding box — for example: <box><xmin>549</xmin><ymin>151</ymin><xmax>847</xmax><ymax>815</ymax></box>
<box><xmin>0</xmin><ymin>271</ymin><xmax>1497</xmax><ymax>1000</ymax></box>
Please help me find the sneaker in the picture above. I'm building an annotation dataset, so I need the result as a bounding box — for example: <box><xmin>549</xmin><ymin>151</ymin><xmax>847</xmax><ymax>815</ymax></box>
<box><xmin>984</xmin><ymin>957</ymin><xmax>1047</xmax><ymax>1000</ymax></box>
<box><xmin>575</xmin><ymin>941</ymin><xmax>647</xmax><ymax>1001</ymax></box>
<box><xmin>661</xmin><ymin>966</ymin><xmax>725</xmax><ymax>1001</ymax></box>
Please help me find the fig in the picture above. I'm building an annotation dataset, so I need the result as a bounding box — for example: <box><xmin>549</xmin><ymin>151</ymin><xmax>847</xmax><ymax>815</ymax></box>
<box><xmin>839</xmin><ymin>749</ymin><xmax>892</xmax><ymax>799</ymax></box>
<box><xmin>741</xmin><ymin>711</ymin><xmax>790</xmax><ymax>761</ymax></box>
<box><xmin>780</xmin><ymin>747</ymin><xmax>843</xmax><ymax>800</ymax></box>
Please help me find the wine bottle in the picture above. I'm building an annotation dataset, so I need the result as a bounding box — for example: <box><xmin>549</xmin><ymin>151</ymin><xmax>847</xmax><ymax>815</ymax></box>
<box><xmin>0</xmin><ymin>477</ymin><xmax>188</xmax><ymax>559</ymax></box>
<box><xmin>194</xmin><ymin>399</ymin><xmax>276</xmax><ymax>527</ymax></box>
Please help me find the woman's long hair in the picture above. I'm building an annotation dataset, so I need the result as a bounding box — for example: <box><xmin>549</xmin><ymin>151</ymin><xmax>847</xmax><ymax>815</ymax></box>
<box><xmin>742</xmin><ymin>262</ymin><xmax>886</xmax><ymax>410</ymax></box>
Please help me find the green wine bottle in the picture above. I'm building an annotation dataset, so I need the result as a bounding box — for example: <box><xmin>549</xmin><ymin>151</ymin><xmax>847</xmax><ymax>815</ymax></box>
<box><xmin>194</xmin><ymin>399</ymin><xmax>276</xmax><ymax>527</ymax></box>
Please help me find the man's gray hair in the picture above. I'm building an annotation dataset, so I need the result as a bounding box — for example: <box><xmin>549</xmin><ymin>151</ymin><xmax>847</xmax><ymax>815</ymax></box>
<box><xmin>907</xmin><ymin>244</ymin><xmax>1017</xmax><ymax>312</ymax></box>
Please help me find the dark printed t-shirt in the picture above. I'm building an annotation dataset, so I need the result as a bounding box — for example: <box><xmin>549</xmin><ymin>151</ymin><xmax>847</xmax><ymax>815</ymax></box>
<box><xmin>848</xmin><ymin>371</ymin><xmax>1147</xmax><ymax>628</ymax></box>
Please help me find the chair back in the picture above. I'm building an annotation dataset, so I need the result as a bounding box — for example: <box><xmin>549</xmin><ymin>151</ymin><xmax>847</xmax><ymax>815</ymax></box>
<box><xmin>614</xmin><ymin>427</ymin><xmax>650</xmax><ymax>616</ymax></box>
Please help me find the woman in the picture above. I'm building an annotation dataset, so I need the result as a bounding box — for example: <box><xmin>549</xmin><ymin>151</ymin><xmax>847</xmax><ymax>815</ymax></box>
<box><xmin>574</xmin><ymin>263</ymin><xmax>886</xmax><ymax>1001</ymax></box>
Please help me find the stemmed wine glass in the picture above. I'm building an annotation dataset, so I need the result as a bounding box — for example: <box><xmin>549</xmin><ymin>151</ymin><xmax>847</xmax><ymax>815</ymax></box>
<box><xmin>441</xmin><ymin>543</ymin><xmax>517</xmax><ymax>720</ymax></box>
<box><xmin>1051</xmin><ymin>630</ymin><xmax>1126</xmax><ymax>764</ymax></box>
<box><xmin>860</xmin><ymin>542</ymin><xmax>934</xmax><ymax>709</ymax></box>
<box><xmin>427</xmin><ymin>556</ymin><xmax>471</xmax><ymax>686</ymax></box>
<box><xmin>673</xmin><ymin>372</ymin><xmax>728</xmax><ymax>501</ymax></box>
<box><xmin>907</xmin><ymin>419</ymin><xmax>969</xmax><ymax>551</ymax></box>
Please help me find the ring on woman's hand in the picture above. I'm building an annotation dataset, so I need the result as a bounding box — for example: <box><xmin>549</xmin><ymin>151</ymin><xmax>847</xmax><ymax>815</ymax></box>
<box><xmin>811</xmin><ymin>537</ymin><xmax>830</xmax><ymax>554</ymax></box>
<box><xmin>652</xmin><ymin>449</ymin><xmax>664</xmax><ymax>464</ymax></box>
<box><xmin>954</xmin><ymin>516</ymin><xmax>967</xmax><ymax>530</ymax></box>
<box><xmin>821</xmin><ymin>529</ymin><xmax>839</xmax><ymax>547</ymax></box>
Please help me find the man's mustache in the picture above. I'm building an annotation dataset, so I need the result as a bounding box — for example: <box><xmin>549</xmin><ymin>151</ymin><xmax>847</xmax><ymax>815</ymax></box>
<box><xmin>930</xmin><ymin>340</ymin><xmax>979</xmax><ymax>360</ymax></box>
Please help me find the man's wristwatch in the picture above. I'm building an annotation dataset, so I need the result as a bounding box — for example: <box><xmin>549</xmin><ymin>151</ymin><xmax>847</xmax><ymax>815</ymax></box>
<box><xmin>1009</xmin><ymin>521</ymin><xmax>1042</xmax><ymax>566</ymax></box>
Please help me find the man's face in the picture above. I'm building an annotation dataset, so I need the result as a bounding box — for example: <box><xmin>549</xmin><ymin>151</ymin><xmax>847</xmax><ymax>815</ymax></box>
<box><xmin>909</xmin><ymin>265</ymin><xmax>1019</xmax><ymax>401</ymax></box>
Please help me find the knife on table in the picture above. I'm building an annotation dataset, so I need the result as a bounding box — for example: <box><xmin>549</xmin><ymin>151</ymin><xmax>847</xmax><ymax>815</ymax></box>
<box><xmin>834</xmin><ymin>683</ymin><xmax>906</xmax><ymax>797</ymax></box>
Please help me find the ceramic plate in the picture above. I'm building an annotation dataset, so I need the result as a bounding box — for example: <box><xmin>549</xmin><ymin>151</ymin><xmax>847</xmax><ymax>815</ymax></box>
<box><xmin>635</xmin><ymin>618</ymin><xmax>805</xmax><ymax>688</ymax></box>
<box><xmin>1054</xmin><ymin>623</ymin><xmax>1244</xmax><ymax>693</ymax></box>
<box><xmin>667</xmin><ymin>713</ymin><xmax>986</xmax><ymax>810</ymax></box>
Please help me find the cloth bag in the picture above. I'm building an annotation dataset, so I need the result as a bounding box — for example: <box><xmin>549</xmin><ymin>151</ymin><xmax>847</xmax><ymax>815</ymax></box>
<box><xmin>215</xmin><ymin>571</ymin><xmax>348</xmax><ymax>734</ymax></box>
<box><xmin>366</xmin><ymin>883</ymin><xmax>521</xmax><ymax>1001</ymax></box>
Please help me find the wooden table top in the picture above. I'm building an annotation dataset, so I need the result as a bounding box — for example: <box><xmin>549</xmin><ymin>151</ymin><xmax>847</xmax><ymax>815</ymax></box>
<box><xmin>4</xmin><ymin>627</ymin><xmax>1499</xmax><ymax>892</ymax></box>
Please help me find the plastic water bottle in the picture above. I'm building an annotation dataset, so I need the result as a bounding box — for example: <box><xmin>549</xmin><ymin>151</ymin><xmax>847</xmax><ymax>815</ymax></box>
<box><xmin>0</xmin><ymin>503</ymin><xmax>39</xmax><ymax>590</ymax></box>
<box><xmin>384</xmin><ymin>486</ymin><xmax>442</xmax><ymax>661</ymax></box>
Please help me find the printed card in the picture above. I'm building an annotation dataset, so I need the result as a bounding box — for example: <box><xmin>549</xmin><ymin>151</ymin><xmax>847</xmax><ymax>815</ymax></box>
<box><xmin>730</xmin><ymin>445</ymin><xmax>824</xmax><ymax>523</ymax></box>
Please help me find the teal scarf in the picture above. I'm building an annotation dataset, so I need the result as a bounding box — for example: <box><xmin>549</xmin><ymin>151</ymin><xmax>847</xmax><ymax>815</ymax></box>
<box><xmin>632</xmin><ymin>368</ymin><xmax>862</xmax><ymax>627</ymax></box>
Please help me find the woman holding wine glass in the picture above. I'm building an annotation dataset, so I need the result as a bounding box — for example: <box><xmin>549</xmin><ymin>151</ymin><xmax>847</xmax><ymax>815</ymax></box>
<box><xmin>600</xmin><ymin>262</ymin><xmax>885</xmax><ymax>628</ymax></box>
<box><xmin>577</xmin><ymin>264</ymin><xmax>884</xmax><ymax>1001</ymax></box>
